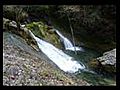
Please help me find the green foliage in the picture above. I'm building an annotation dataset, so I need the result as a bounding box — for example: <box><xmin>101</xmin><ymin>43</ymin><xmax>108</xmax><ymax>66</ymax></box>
<box><xmin>26</xmin><ymin>21</ymin><xmax>47</xmax><ymax>38</ymax></box>
<box><xmin>26</xmin><ymin>21</ymin><xmax>62</xmax><ymax>49</ymax></box>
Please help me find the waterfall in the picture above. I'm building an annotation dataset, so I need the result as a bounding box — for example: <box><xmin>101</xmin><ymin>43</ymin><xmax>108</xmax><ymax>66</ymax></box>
<box><xmin>55</xmin><ymin>30</ymin><xmax>84</xmax><ymax>51</ymax></box>
<box><xmin>28</xmin><ymin>30</ymin><xmax>85</xmax><ymax>73</ymax></box>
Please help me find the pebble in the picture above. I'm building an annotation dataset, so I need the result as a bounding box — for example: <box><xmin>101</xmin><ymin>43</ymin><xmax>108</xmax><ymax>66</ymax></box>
<box><xmin>10</xmin><ymin>75</ymin><xmax>15</xmax><ymax>80</ymax></box>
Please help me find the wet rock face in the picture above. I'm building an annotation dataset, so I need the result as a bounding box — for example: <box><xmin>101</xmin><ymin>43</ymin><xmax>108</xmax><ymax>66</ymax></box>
<box><xmin>89</xmin><ymin>49</ymin><xmax>116</xmax><ymax>74</ymax></box>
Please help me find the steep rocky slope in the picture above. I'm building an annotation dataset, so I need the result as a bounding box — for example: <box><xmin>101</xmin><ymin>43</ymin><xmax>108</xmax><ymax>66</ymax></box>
<box><xmin>3</xmin><ymin>32</ymin><xmax>89</xmax><ymax>86</ymax></box>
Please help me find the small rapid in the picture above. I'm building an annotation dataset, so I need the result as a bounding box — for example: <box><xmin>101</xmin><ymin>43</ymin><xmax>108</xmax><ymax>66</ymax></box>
<box><xmin>55</xmin><ymin>30</ymin><xmax>84</xmax><ymax>51</ymax></box>
<box><xmin>28</xmin><ymin>30</ymin><xmax>85</xmax><ymax>73</ymax></box>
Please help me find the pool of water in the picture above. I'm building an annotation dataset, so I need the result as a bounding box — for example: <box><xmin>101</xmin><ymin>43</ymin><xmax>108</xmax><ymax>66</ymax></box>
<box><xmin>63</xmin><ymin>47</ymin><xmax>116</xmax><ymax>86</ymax></box>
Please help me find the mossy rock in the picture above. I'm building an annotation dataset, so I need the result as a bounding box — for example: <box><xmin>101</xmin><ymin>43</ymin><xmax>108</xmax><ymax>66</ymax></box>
<box><xmin>102</xmin><ymin>65</ymin><xmax>116</xmax><ymax>74</ymax></box>
<box><xmin>26</xmin><ymin>21</ymin><xmax>62</xmax><ymax>49</ymax></box>
<box><xmin>26</xmin><ymin>21</ymin><xmax>46</xmax><ymax>38</ymax></box>
<box><xmin>88</xmin><ymin>59</ymin><xmax>116</xmax><ymax>75</ymax></box>
<box><xmin>88</xmin><ymin>59</ymin><xmax>100</xmax><ymax>71</ymax></box>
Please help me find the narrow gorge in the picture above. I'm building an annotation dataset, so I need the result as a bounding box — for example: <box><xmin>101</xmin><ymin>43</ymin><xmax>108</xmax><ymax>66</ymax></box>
<box><xmin>3</xmin><ymin>5</ymin><xmax>116</xmax><ymax>86</ymax></box>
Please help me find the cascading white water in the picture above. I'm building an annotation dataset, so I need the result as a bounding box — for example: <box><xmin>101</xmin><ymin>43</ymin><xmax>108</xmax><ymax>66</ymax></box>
<box><xmin>28</xmin><ymin>30</ymin><xmax>85</xmax><ymax>73</ymax></box>
<box><xmin>55</xmin><ymin>30</ymin><xmax>84</xmax><ymax>51</ymax></box>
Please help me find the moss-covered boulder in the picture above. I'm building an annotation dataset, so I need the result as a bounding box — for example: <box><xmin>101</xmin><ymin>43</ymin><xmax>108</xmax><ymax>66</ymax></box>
<box><xmin>26</xmin><ymin>21</ymin><xmax>62</xmax><ymax>49</ymax></box>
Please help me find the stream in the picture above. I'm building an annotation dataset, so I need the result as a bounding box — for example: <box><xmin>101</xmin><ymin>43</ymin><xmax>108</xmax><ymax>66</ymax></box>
<box><xmin>29</xmin><ymin>29</ymin><xmax>116</xmax><ymax>85</ymax></box>
<box><xmin>64</xmin><ymin>48</ymin><xmax>116</xmax><ymax>85</ymax></box>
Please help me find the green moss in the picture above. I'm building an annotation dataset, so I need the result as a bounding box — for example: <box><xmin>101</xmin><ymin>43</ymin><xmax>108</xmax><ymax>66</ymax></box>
<box><xmin>26</xmin><ymin>21</ymin><xmax>46</xmax><ymax>38</ymax></box>
<box><xmin>102</xmin><ymin>65</ymin><xmax>116</xmax><ymax>74</ymax></box>
<box><xmin>88</xmin><ymin>59</ymin><xmax>116</xmax><ymax>77</ymax></box>
<box><xmin>88</xmin><ymin>59</ymin><xmax>99</xmax><ymax>68</ymax></box>
<box><xmin>26</xmin><ymin>21</ymin><xmax>62</xmax><ymax>49</ymax></box>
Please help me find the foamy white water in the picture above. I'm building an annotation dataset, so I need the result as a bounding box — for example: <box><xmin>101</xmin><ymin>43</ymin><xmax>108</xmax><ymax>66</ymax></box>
<box><xmin>55</xmin><ymin>30</ymin><xmax>84</xmax><ymax>51</ymax></box>
<box><xmin>66</xmin><ymin>47</ymin><xmax>84</xmax><ymax>51</ymax></box>
<box><xmin>29</xmin><ymin>30</ymin><xmax>85</xmax><ymax>73</ymax></box>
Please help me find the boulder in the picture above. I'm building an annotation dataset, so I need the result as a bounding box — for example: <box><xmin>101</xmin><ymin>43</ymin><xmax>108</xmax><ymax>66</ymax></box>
<box><xmin>3</xmin><ymin>18</ymin><xmax>39</xmax><ymax>51</ymax></box>
<box><xmin>89</xmin><ymin>49</ymin><xmax>116</xmax><ymax>74</ymax></box>
<box><xmin>97</xmin><ymin>49</ymin><xmax>116</xmax><ymax>67</ymax></box>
